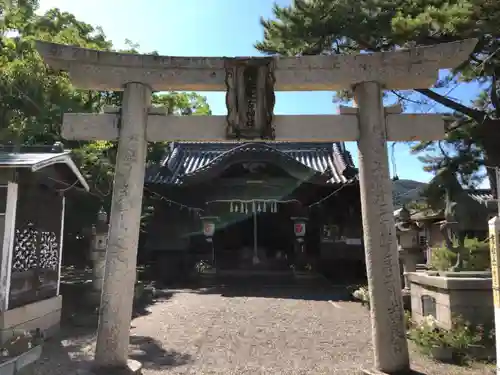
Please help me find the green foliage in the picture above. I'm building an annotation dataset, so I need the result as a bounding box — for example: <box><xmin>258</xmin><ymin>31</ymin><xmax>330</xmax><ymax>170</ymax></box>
<box><xmin>430</xmin><ymin>243</ymin><xmax>458</xmax><ymax>271</ymax></box>
<box><xmin>153</xmin><ymin>92</ymin><xmax>211</xmax><ymax>116</ymax></box>
<box><xmin>0</xmin><ymin>2</ymin><xmax>212</xmax><ymax>248</ymax></box>
<box><xmin>352</xmin><ymin>285</ymin><xmax>370</xmax><ymax>306</ymax></box>
<box><xmin>408</xmin><ymin>315</ymin><xmax>489</xmax><ymax>359</ymax></box>
<box><xmin>408</xmin><ymin>316</ymin><xmax>454</xmax><ymax>350</ymax></box>
<box><xmin>404</xmin><ymin>310</ymin><xmax>412</xmax><ymax>331</ymax></box>
<box><xmin>195</xmin><ymin>260</ymin><xmax>214</xmax><ymax>273</ymax></box>
<box><xmin>256</xmin><ymin>0</ymin><xmax>500</xmax><ymax>190</ymax></box>
<box><xmin>406</xmin><ymin>200</ymin><xmax>431</xmax><ymax>211</ymax></box>
<box><xmin>429</xmin><ymin>237</ymin><xmax>491</xmax><ymax>271</ymax></box>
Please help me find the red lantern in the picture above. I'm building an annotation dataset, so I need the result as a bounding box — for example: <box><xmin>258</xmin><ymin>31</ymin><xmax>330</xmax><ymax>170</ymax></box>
<box><xmin>294</xmin><ymin>223</ymin><xmax>305</xmax><ymax>236</ymax></box>
<box><xmin>201</xmin><ymin>216</ymin><xmax>218</xmax><ymax>238</ymax></box>
<box><xmin>291</xmin><ymin>217</ymin><xmax>307</xmax><ymax>238</ymax></box>
<box><xmin>203</xmin><ymin>222</ymin><xmax>215</xmax><ymax>237</ymax></box>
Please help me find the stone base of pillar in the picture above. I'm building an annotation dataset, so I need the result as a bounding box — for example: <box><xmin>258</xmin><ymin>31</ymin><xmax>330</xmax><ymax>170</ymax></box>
<box><xmin>361</xmin><ymin>367</ymin><xmax>418</xmax><ymax>374</ymax></box>
<box><xmin>74</xmin><ymin>359</ymin><xmax>142</xmax><ymax>375</ymax></box>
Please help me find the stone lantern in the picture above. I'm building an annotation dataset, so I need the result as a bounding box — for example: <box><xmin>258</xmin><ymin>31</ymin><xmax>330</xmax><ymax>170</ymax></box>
<box><xmin>201</xmin><ymin>216</ymin><xmax>219</xmax><ymax>265</ymax></box>
<box><xmin>89</xmin><ymin>207</ymin><xmax>109</xmax><ymax>303</ymax></box>
<box><xmin>395</xmin><ymin>207</ymin><xmax>422</xmax><ymax>291</ymax></box>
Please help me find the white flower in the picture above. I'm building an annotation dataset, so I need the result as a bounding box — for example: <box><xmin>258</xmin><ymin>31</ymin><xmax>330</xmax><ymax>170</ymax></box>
<box><xmin>353</xmin><ymin>287</ymin><xmax>369</xmax><ymax>302</ymax></box>
<box><xmin>421</xmin><ymin>315</ymin><xmax>438</xmax><ymax>329</ymax></box>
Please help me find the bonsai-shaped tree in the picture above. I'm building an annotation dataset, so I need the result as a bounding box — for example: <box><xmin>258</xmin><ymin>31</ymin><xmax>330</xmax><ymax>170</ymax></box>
<box><xmin>428</xmin><ymin>166</ymin><xmax>489</xmax><ymax>271</ymax></box>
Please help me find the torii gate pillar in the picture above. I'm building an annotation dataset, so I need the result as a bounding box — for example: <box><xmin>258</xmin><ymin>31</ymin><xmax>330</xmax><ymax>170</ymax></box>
<box><xmin>94</xmin><ymin>82</ymin><xmax>151</xmax><ymax>372</ymax></box>
<box><xmin>354</xmin><ymin>82</ymin><xmax>409</xmax><ymax>371</ymax></box>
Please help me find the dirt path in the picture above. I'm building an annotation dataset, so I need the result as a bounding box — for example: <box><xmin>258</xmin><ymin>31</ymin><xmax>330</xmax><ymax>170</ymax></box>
<box><xmin>129</xmin><ymin>287</ymin><xmax>372</xmax><ymax>374</ymax></box>
<box><xmin>34</xmin><ymin>286</ymin><xmax>494</xmax><ymax>374</ymax></box>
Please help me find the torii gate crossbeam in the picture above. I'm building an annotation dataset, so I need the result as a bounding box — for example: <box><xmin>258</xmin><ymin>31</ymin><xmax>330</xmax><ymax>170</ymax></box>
<box><xmin>35</xmin><ymin>39</ymin><xmax>477</xmax><ymax>374</ymax></box>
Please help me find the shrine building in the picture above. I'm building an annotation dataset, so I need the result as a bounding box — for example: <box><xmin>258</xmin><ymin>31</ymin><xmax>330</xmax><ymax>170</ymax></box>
<box><xmin>142</xmin><ymin>140</ymin><xmax>365</xmax><ymax>280</ymax></box>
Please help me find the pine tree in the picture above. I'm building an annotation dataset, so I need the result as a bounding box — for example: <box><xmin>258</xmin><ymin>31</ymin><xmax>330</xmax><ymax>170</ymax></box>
<box><xmin>255</xmin><ymin>0</ymin><xmax>500</xmax><ymax>193</ymax></box>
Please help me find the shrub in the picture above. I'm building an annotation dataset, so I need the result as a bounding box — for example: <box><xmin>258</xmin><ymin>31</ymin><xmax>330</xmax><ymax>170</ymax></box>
<box><xmin>465</xmin><ymin>237</ymin><xmax>491</xmax><ymax>271</ymax></box>
<box><xmin>194</xmin><ymin>260</ymin><xmax>213</xmax><ymax>273</ymax></box>
<box><xmin>408</xmin><ymin>316</ymin><xmax>453</xmax><ymax>352</ymax></box>
<box><xmin>429</xmin><ymin>237</ymin><xmax>490</xmax><ymax>271</ymax></box>
<box><xmin>408</xmin><ymin>315</ymin><xmax>485</xmax><ymax>358</ymax></box>
<box><xmin>352</xmin><ymin>285</ymin><xmax>370</xmax><ymax>306</ymax></box>
<box><xmin>404</xmin><ymin>310</ymin><xmax>413</xmax><ymax>331</ymax></box>
<box><xmin>447</xmin><ymin>316</ymin><xmax>483</xmax><ymax>352</ymax></box>
<box><xmin>429</xmin><ymin>244</ymin><xmax>457</xmax><ymax>271</ymax></box>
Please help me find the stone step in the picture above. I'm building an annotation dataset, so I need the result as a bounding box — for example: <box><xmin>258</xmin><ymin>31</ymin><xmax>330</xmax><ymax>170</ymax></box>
<box><xmin>198</xmin><ymin>270</ymin><xmax>329</xmax><ymax>288</ymax></box>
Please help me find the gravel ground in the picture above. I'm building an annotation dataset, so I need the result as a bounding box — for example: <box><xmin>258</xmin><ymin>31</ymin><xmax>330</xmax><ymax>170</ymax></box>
<box><xmin>33</xmin><ymin>286</ymin><xmax>495</xmax><ymax>375</ymax></box>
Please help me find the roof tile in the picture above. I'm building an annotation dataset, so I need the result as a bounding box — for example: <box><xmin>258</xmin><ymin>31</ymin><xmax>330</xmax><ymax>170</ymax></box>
<box><xmin>145</xmin><ymin>141</ymin><xmax>356</xmax><ymax>185</ymax></box>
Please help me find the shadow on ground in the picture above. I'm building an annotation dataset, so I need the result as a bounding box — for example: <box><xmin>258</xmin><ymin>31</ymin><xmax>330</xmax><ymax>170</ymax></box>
<box><xmin>129</xmin><ymin>335</ymin><xmax>193</xmax><ymax>370</ymax></box>
<box><xmin>193</xmin><ymin>284</ymin><xmax>355</xmax><ymax>301</ymax></box>
<box><xmin>60</xmin><ymin>267</ymin><xmax>175</xmax><ymax>331</ymax></box>
<box><xmin>35</xmin><ymin>333</ymin><xmax>193</xmax><ymax>374</ymax></box>
<box><xmin>33</xmin><ymin>267</ymin><xmax>190</xmax><ymax>374</ymax></box>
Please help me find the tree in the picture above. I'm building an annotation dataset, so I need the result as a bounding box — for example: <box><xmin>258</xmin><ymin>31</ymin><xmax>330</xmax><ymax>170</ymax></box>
<box><xmin>255</xmin><ymin>0</ymin><xmax>500</xmax><ymax>193</ymax></box>
<box><xmin>0</xmin><ymin>2</ymin><xmax>212</xmax><ymax>260</ymax></box>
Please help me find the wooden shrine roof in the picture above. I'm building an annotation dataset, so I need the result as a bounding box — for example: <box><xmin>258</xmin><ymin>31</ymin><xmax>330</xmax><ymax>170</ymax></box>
<box><xmin>393</xmin><ymin>189</ymin><xmax>495</xmax><ymax>222</ymax></box>
<box><xmin>0</xmin><ymin>144</ymin><xmax>89</xmax><ymax>191</ymax></box>
<box><xmin>145</xmin><ymin>141</ymin><xmax>357</xmax><ymax>186</ymax></box>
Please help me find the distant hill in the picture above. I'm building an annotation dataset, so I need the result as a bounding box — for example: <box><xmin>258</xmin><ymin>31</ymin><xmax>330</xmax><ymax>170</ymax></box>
<box><xmin>392</xmin><ymin>179</ymin><xmax>428</xmax><ymax>208</ymax></box>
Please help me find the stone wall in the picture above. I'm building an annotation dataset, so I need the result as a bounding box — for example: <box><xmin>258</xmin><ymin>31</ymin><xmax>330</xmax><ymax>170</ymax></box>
<box><xmin>408</xmin><ymin>272</ymin><xmax>493</xmax><ymax>329</ymax></box>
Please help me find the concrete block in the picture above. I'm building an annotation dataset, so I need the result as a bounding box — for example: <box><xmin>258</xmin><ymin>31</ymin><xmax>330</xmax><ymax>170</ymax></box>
<box><xmin>408</xmin><ymin>272</ymin><xmax>493</xmax><ymax>329</ymax></box>
<box><xmin>74</xmin><ymin>359</ymin><xmax>142</xmax><ymax>375</ymax></box>
<box><xmin>0</xmin><ymin>295</ymin><xmax>62</xmax><ymax>344</ymax></box>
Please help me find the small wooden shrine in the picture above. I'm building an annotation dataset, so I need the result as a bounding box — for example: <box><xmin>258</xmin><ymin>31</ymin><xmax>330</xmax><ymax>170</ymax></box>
<box><xmin>0</xmin><ymin>143</ymin><xmax>88</xmax><ymax>342</ymax></box>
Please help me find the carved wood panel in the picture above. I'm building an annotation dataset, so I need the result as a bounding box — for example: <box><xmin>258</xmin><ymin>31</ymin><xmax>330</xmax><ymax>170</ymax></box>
<box><xmin>224</xmin><ymin>58</ymin><xmax>276</xmax><ymax>140</ymax></box>
<box><xmin>9</xmin><ymin>183</ymin><xmax>62</xmax><ymax>308</ymax></box>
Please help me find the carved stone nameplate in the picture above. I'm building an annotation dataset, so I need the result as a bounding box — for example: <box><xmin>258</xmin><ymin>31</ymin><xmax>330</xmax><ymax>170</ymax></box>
<box><xmin>224</xmin><ymin>58</ymin><xmax>276</xmax><ymax>140</ymax></box>
<box><xmin>421</xmin><ymin>295</ymin><xmax>437</xmax><ymax>318</ymax></box>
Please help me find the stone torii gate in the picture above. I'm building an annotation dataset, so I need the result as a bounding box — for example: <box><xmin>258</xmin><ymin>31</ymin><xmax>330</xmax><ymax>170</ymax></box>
<box><xmin>36</xmin><ymin>39</ymin><xmax>476</xmax><ymax>374</ymax></box>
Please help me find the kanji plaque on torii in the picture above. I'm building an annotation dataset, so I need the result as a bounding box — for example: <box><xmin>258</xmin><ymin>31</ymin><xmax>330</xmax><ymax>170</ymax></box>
<box><xmin>35</xmin><ymin>39</ymin><xmax>477</xmax><ymax>374</ymax></box>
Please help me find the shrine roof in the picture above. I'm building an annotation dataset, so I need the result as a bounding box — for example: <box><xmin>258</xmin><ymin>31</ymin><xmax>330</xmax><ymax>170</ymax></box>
<box><xmin>0</xmin><ymin>145</ymin><xmax>89</xmax><ymax>191</ymax></box>
<box><xmin>145</xmin><ymin>141</ymin><xmax>357</xmax><ymax>186</ymax></box>
<box><xmin>467</xmin><ymin>189</ymin><xmax>493</xmax><ymax>205</ymax></box>
<box><xmin>406</xmin><ymin>189</ymin><xmax>495</xmax><ymax>222</ymax></box>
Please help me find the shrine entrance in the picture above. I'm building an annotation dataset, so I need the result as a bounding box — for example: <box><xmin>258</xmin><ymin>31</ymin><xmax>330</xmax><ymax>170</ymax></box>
<box><xmin>213</xmin><ymin>201</ymin><xmax>295</xmax><ymax>271</ymax></box>
<box><xmin>35</xmin><ymin>38</ymin><xmax>476</xmax><ymax>373</ymax></box>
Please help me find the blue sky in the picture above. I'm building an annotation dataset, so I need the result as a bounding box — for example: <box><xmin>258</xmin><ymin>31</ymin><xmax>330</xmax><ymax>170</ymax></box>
<box><xmin>38</xmin><ymin>0</ymin><xmax>485</xmax><ymax>185</ymax></box>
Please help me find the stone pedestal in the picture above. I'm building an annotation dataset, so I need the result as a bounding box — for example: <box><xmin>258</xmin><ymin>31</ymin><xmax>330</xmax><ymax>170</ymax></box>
<box><xmin>408</xmin><ymin>271</ymin><xmax>493</xmax><ymax>329</ymax></box>
<box><xmin>74</xmin><ymin>359</ymin><xmax>142</xmax><ymax>375</ymax></box>
<box><xmin>0</xmin><ymin>295</ymin><xmax>62</xmax><ymax>345</ymax></box>
<box><xmin>88</xmin><ymin>249</ymin><xmax>106</xmax><ymax>305</ymax></box>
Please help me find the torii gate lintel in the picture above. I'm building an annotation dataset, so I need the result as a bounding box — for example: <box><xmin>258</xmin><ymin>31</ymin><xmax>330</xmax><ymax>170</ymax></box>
<box><xmin>61</xmin><ymin>110</ymin><xmax>446</xmax><ymax>143</ymax></box>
